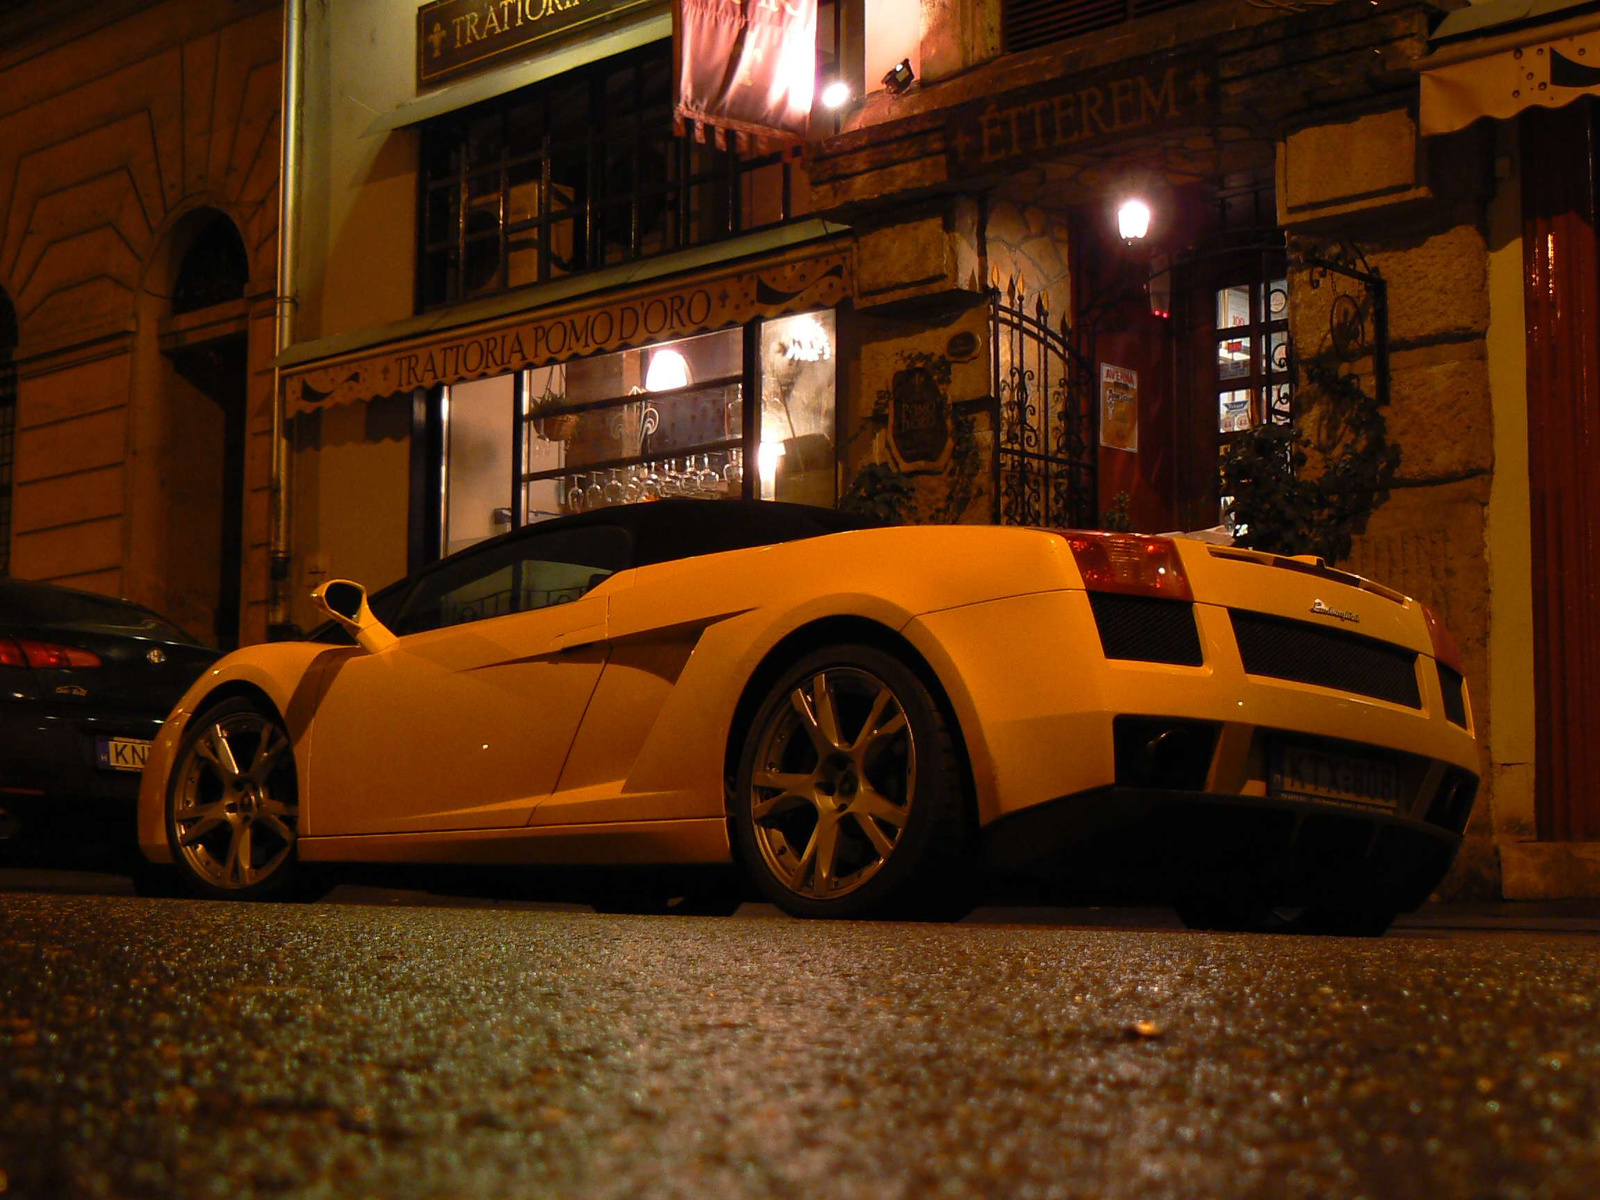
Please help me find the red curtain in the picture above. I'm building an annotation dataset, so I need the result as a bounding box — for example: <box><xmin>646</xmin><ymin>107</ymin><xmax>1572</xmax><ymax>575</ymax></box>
<box><xmin>1521</xmin><ymin>100</ymin><xmax>1600</xmax><ymax>840</ymax></box>
<box><xmin>676</xmin><ymin>0</ymin><xmax>816</xmax><ymax>151</ymax></box>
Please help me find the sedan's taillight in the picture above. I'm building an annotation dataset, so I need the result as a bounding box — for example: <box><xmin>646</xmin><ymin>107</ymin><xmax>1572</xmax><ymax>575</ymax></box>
<box><xmin>1065</xmin><ymin>533</ymin><xmax>1194</xmax><ymax>601</ymax></box>
<box><xmin>1420</xmin><ymin>602</ymin><xmax>1464</xmax><ymax>674</ymax></box>
<box><xmin>0</xmin><ymin>637</ymin><xmax>101</xmax><ymax>669</ymax></box>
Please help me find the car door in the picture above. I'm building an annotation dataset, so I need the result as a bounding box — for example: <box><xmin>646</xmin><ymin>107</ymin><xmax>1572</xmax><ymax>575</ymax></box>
<box><xmin>306</xmin><ymin>524</ymin><xmax>631</xmax><ymax>836</ymax></box>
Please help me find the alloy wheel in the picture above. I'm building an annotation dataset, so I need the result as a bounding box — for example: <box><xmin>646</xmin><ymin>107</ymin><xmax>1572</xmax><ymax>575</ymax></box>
<box><xmin>172</xmin><ymin>710</ymin><xmax>297</xmax><ymax>891</ymax></box>
<box><xmin>747</xmin><ymin>667</ymin><xmax>916</xmax><ymax>901</ymax></box>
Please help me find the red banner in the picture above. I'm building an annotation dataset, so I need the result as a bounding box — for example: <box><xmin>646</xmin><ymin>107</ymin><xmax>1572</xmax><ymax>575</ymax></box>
<box><xmin>676</xmin><ymin>0</ymin><xmax>816</xmax><ymax>151</ymax></box>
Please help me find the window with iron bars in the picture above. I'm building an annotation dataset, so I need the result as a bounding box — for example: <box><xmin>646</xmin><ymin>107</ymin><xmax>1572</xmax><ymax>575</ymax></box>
<box><xmin>417</xmin><ymin>42</ymin><xmax>802</xmax><ymax>310</ymax></box>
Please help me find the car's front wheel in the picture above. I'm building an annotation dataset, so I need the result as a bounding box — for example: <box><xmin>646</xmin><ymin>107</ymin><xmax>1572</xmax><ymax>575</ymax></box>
<box><xmin>166</xmin><ymin>698</ymin><xmax>304</xmax><ymax>901</ymax></box>
<box><xmin>732</xmin><ymin>645</ymin><xmax>972</xmax><ymax>920</ymax></box>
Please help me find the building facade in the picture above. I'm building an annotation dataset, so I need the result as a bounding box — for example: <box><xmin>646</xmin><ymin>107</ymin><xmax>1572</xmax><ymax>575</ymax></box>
<box><xmin>16</xmin><ymin>0</ymin><xmax>1567</xmax><ymax>897</ymax></box>
<box><xmin>0</xmin><ymin>0</ymin><xmax>284</xmax><ymax>649</ymax></box>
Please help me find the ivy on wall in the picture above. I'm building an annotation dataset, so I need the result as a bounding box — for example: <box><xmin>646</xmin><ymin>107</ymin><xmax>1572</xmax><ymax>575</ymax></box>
<box><xmin>1221</xmin><ymin>243</ymin><xmax>1400</xmax><ymax>563</ymax></box>
<box><xmin>840</xmin><ymin>350</ymin><xmax>984</xmax><ymax>525</ymax></box>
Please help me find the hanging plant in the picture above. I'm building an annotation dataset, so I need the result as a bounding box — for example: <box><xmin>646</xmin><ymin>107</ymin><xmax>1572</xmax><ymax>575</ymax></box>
<box><xmin>1222</xmin><ymin>242</ymin><xmax>1400</xmax><ymax>564</ymax></box>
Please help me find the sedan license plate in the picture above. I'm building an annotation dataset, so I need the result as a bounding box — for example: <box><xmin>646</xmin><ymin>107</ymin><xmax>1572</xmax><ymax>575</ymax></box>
<box><xmin>1269</xmin><ymin>744</ymin><xmax>1400</xmax><ymax>812</ymax></box>
<box><xmin>96</xmin><ymin>736</ymin><xmax>151</xmax><ymax>773</ymax></box>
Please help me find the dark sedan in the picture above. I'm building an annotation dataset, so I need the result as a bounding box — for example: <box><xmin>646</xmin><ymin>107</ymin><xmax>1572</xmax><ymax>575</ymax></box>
<box><xmin>0</xmin><ymin>579</ymin><xmax>218</xmax><ymax>845</ymax></box>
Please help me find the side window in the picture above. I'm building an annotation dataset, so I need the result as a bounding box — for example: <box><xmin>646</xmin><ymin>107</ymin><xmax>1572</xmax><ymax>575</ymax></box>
<box><xmin>393</xmin><ymin>525</ymin><xmax>630</xmax><ymax>635</ymax></box>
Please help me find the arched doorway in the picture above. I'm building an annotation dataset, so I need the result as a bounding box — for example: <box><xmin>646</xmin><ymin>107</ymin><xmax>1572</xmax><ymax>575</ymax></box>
<box><xmin>148</xmin><ymin>210</ymin><xmax>251</xmax><ymax>648</ymax></box>
<box><xmin>0</xmin><ymin>289</ymin><xmax>15</xmax><ymax>577</ymax></box>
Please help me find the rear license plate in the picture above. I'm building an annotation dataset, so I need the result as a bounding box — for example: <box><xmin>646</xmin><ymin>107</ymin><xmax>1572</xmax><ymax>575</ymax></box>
<box><xmin>96</xmin><ymin>736</ymin><xmax>151</xmax><ymax>773</ymax></box>
<box><xmin>1269</xmin><ymin>744</ymin><xmax>1400</xmax><ymax>812</ymax></box>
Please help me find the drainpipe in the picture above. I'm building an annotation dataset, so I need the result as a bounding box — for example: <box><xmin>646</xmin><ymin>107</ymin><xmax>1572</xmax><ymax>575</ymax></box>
<box><xmin>269</xmin><ymin>0</ymin><xmax>304</xmax><ymax>640</ymax></box>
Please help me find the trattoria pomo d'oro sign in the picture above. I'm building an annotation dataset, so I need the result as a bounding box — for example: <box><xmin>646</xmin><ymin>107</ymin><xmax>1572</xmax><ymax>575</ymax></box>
<box><xmin>416</xmin><ymin>0</ymin><xmax>652</xmax><ymax>87</ymax></box>
<box><xmin>284</xmin><ymin>248</ymin><xmax>852</xmax><ymax>413</ymax></box>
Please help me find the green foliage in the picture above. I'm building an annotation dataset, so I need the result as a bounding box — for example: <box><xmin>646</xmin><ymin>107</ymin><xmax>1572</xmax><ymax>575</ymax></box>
<box><xmin>929</xmin><ymin>405</ymin><xmax>983</xmax><ymax>524</ymax></box>
<box><xmin>845</xmin><ymin>348</ymin><xmax>982</xmax><ymax>526</ymax></box>
<box><xmin>1221</xmin><ymin>350</ymin><xmax>1400</xmax><ymax>564</ymax></box>
<box><xmin>1103</xmin><ymin>491</ymin><xmax>1132</xmax><ymax>533</ymax></box>
<box><xmin>840</xmin><ymin>461</ymin><xmax>919</xmax><ymax>524</ymax></box>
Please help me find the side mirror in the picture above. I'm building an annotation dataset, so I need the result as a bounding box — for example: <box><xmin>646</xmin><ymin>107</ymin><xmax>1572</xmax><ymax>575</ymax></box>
<box><xmin>310</xmin><ymin>578</ymin><xmax>397</xmax><ymax>654</ymax></box>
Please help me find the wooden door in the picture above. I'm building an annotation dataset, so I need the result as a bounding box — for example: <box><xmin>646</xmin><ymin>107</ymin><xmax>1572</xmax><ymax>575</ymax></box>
<box><xmin>1521</xmin><ymin>100</ymin><xmax>1600</xmax><ymax>840</ymax></box>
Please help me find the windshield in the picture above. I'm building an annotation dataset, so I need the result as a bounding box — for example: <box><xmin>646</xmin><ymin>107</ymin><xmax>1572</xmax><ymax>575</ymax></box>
<box><xmin>0</xmin><ymin>581</ymin><xmax>202</xmax><ymax>646</ymax></box>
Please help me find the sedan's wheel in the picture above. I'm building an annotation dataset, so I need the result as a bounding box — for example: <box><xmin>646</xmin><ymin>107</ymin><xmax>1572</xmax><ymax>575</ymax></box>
<box><xmin>733</xmin><ymin>645</ymin><xmax>972</xmax><ymax>920</ymax></box>
<box><xmin>167</xmin><ymin>698</ymin><xmax>302</xmax><ymax>901</ymax></box>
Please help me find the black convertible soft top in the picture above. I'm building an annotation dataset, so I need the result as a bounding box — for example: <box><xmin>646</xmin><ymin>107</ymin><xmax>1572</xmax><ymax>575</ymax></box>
<box><xmin>307</xmin><ymin>500</ymin><xmax>880</xmax><ymax>643</ymax></box>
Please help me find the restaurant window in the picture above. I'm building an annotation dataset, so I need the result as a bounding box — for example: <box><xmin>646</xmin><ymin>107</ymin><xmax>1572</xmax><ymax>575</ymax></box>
<box><xmin>1214</xmin><ymin>273</ymin><xmax>1290</xmax><ymax>437</ymax></box>
<box><xmin>436</xmin><ymin>310</ymin><xmax>840</xmax><ymax>560</ymax></box>
<box><xmin>418</xmin><ymin>42</ymin><xmax>804</xmax><ymax>310</ymax></box>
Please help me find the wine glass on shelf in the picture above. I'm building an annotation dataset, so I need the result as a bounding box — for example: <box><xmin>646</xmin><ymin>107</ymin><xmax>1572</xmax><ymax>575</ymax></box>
<box><xmin>623</xmin><ymin>466</ymin><xmax>643</xmax><ymax>505</ymax></box>
<box><xmin>567</xmin><ymin>474</ymin><xmax>587</xmax><ymax>513</ymax></box>
<box><xmin>643</xmin><ymin>461</ymin><xmax>662</xmax><ymax>500</ymax></box>
<box><xmin>604</xmin><ymin>469</ymin><xmax>625</xmax><ymax>506</ymax></box>
<box><xmin>696</xmin><ymin>453</ymin><xmax>720</xmax><ymax>495</ymax></box>
<box><xmin>585</xmin><ymin>473</ymin><xmax>605</xmax><ymax>510</ymax></box>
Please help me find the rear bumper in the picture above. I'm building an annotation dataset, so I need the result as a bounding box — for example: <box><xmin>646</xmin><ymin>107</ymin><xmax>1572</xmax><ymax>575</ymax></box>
<box><xmin>981</xmin><ymin>786</ymin><xmax>1463</xmax><ymax>912</ymax></box>
<box><xmin>907</xmin><ymin>590</ymin><xmax>1482</xmax><ymax>826</ymax></box>
<box><xmin>0</xmin><ymin>706</ymin><xmax>161</xmax><ymax>833</ymax></box>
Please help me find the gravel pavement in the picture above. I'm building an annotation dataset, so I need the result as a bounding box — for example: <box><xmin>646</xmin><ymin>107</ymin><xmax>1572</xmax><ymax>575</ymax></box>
<box><xmin>2</xmin><ymin>889</ymin><xmax>1599</xmax><ymax>1199</ymax></box>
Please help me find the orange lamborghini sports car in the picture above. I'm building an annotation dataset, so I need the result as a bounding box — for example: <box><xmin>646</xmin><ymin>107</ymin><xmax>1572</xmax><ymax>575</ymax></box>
<box><xmin>136</xmin><ymin>499</ymin><xmax>1478</xmax><ymax>932</ymax></box>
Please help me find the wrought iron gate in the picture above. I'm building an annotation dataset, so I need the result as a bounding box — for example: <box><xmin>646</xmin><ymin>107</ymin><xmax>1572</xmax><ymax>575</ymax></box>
<box><xmin>992</xmin><ymin>282</ymin><xmax>1097</xmax><ymax>530</ymax></box>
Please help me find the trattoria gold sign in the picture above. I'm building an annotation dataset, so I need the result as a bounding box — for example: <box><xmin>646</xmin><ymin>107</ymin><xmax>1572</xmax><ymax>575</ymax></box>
<box><xmin>416</xmin><ymin>0</ymin><xmax>651</xmax><ymax>87</ymax></box>
<box><xmin>945</xmin><ymin>56</ymin><xmax>1216</xmax><ymax>173</ymax></box>
<box><xmin>284</xmin><ymin>247</ymin><xmax>852</xmax><ymax>413</ymax></box>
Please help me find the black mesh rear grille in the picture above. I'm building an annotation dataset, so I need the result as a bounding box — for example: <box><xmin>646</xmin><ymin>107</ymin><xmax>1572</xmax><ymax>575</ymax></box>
<box><xmin>1089</xmin><ymin>594</ymin><xmax>1203</xmax><ymax>666</ymax></box>
<box><xmin>1231</xmin><ymin>610</ymin><xmax>1420</xmax><ymax>707</ymax></box>
<box><xmin>1438</xmin><ymin>664</ymin><xmax>1467</xmax><ymax>726</ymax></box>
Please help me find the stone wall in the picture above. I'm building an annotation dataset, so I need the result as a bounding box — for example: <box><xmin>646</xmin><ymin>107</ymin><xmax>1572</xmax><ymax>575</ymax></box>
<box><xmin>0</xmin><ymin>0</ymin><xmax>281</xmax><ymax>644</ymax></box>
<box><xmin>1287</xmin><ymin>151</ymin><xmax>1500</xmax><ymax>896</ymax></box>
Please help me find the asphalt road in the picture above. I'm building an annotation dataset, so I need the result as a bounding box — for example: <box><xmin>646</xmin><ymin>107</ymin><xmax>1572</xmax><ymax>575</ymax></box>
<box><xmin>2</xmin><ymin>876</ymin><xmax>1599</xmax><ymax>1199</ymax></box>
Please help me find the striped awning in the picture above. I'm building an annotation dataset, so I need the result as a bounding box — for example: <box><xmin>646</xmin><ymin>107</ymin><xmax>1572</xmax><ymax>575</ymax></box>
<box><xmin>1419</xmin><ymin>1</ymin><xmax>1600</xmax><ymax>136</ymax></box>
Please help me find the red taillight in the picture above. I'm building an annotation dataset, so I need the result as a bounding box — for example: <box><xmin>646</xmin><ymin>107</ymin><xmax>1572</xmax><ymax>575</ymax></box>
<box><xmin>1421</xmin><ymin>603</ymin><xmax>1463</xmax><ymax>675</ymax></box>
<box><xmin>0</xmin><ymin>637</ymin><xmax>102</xmax><ymax>669</ymax></box>
<box><xmin>1066</xmin><ymin>533</ymin><xmax>1194</xmax><ymax>601</ymax></box>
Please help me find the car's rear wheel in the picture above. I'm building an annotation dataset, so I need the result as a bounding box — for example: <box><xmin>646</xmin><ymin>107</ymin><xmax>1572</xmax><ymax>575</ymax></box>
<box><xmin>166</xmin><ymin>698</ymin><xmax>304</xmax><ymax>901</ymax></box>
<box><xmin>1175</xmin><ymin>899</ymin><xmax>1396</xmax><ymax>937</ymax></box>
<box><xmin>732</xmin><ymin>645</ymin><xmax>972</xmax><ymax>920</ymax></box>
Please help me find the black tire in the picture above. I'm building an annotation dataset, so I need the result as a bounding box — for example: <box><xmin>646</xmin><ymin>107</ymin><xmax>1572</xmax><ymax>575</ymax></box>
<box><xmin>1298</xmin><ymin>907</ymin><xmax>1398</xmax><ymax>937</ymax></box>
<box><xmin>166</xmin><ymin>698</ymin><xmax>307</xmax><ymax>901</ymax></box>
<box><xmin>1176</xmin><ymin>899</ymin><xmax>1396</xmax><ymax>937</ymax></box>
<box><xmin>592</xmin><ymin>887</ymin><xmax>744</xmax><ymax>917</ymax></box>
<box><xmin>731</xmin><ymin>644</ymin><xmax>973</xmax><ymax>920</ymax></box>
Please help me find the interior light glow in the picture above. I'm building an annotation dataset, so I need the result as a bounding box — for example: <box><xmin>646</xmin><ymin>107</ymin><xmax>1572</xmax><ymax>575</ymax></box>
<box><xmin>757</xmin><ymin>435</ymin><xmax>787</xmax><ymax>501</ymax></box>
<box><xmin>782</xmin><ymin>315</ymin><xmax>833</xmax><ymax>362</ymax></box>
<box><xmin>645</xmin><ymin>348</ymin><xmax>691</xmax><ymax>392</ymax></box>
<box><xmin>1118</xmin><ymin>198</ymin><xmax>1152</xmax><ymax>241</ymax></box>
<box><xmin>821</xmin><ymin>80</ymin><xmax>851</xmax><ymax>110</ymax></box>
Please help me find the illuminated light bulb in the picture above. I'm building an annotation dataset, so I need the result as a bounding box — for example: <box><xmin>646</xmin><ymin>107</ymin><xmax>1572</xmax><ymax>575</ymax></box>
<box><xmin>757</xmin><ymin>435</ymin><xmax>787</xmax><ymax>501</ymax></box>
<box><xmin>782</xmin><ymin>315</ymin><xmax>833</xmax><ymax>362</ymax></box>
<box><xmin>821</xmin><ymin>80</ymin><xmax>851</xmax><ymax>110</ymax></box>
<box><xmin>1118</xmin><ymin>198</ymin><xmax>1151</xmax><ymax>241</ymax></box>
<box><xmin>645</xmin><ymin>348</ymin><xmax>691</xmax><ymax>392</ymax></box>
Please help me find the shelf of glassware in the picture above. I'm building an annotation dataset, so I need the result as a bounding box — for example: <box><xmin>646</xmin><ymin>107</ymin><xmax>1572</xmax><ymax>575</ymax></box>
<box><xmin>519</xmin><ymin>366</ymin><xmax>746</xmax><ymax>521</ymax></box>
<box><xmin>541</xmin><ymin>447</ymin><xmax>747</xmax><ymax>514</ymax></box>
